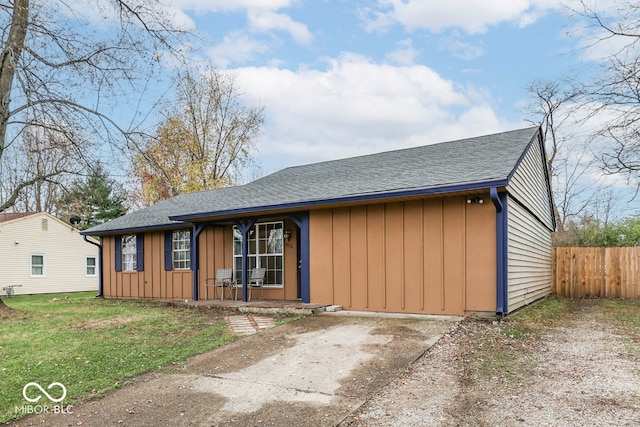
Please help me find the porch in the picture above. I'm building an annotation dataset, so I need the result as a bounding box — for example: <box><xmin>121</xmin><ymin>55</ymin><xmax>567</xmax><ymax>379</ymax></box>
<box><xmin>175</xmin><ymin>298</ymin><xmax>327</xmax><ymax>315</ymax></box>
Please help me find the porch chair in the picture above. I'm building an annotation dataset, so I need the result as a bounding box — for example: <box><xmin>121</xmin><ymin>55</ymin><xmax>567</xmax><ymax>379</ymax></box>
<box><xmin>247</xmin><ymin>267</ymin><xmax>266</xmax><ymax>301</ymax></box>
<box><xmin>206</xmin><ymin>268</ymin><xmax>234</xmax><ymax>300</ymax></box>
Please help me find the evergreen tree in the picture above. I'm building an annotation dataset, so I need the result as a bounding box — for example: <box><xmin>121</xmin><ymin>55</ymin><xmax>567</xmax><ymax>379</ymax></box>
<box><xmin>56</xmin><ymin>164</ymin><xmax>126</xmax><ymax>230</ymax></box>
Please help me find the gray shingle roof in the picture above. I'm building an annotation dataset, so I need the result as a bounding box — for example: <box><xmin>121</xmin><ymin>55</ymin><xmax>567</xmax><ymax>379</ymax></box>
<box><xmin>83</xmin><ymin>127</ymin><xmax>539</xmax><ymax>235</ymax></box>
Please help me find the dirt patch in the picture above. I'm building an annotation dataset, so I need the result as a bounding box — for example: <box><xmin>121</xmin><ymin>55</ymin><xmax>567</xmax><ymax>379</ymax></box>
<box><xmin>342</xmin><ymin>299</ymin><xmax>640</xmax><ymax>426</ymax></box>
<box><xmin>69</xmin><ymin>314</ymin><xmax>147</xmax><ymax>331</ymax></box>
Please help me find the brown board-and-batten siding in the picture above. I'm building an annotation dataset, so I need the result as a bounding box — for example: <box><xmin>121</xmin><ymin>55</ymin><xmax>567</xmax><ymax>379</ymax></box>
<box><xmin>102</xmin><ymin>232</ymin><xmax>193</xmax><ymax>299</ymax></box>
<box><xmin>505</xmin><ymin>132</ymin><xmax>555</xmax><ymax>312</ymax></box>
<box><xmin>309</xmin><ymin>195</ymin><xmax>497</xmax><ymax>316</ymax></box>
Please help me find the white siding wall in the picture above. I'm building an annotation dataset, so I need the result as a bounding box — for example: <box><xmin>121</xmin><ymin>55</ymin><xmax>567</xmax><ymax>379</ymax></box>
<box><xmin>0</xmin><ymin>213</ymin><xmax>99</xmax><ymax>296</ymax></box>
<box><xmin>504</xmin><ymin>135</ymin><xmax>554</xmax><ymax>312</ymax></box>
<box><xmin>507</xmin><ymin>135</ymin><xmax>554</xmax><ymax>230</ymax></box>
<box><xmin>507</xmin><ymin>198</ymin><xmax>552</xmax><ymax>311</ymax></box>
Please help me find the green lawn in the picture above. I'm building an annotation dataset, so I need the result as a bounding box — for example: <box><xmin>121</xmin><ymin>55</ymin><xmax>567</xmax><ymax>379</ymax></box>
<box><xmin>0</xmin><ymin>292</ymin><xmax>236</xmax><ymax>423</ymax></box>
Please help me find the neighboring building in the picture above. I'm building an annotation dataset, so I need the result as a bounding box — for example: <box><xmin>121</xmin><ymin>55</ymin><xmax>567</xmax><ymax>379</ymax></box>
<box><xmin>82</xmin><ymin>127</ymin><xmax>555</xmax><ymax>316</ymax></box>
<box><xmin>0</xmin><ymin>212</ymin><xmax>99</xmax><ymax>296</ymax></box>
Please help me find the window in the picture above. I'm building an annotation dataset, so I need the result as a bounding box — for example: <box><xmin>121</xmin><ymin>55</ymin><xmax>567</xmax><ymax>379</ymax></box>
<box><xmin>115</xmin><ymin>234</ymin><xmax>143</xmax><ymax>272</ymax></box>
<box><xmin>172</xmin><ymin>230</ymin><xmax>191</xmax><ymax>270</ymax></box>
<box><xmin>121</xmin><ymin>234</ymin><xmax>137</xmax><ymax>271</ymax></box>
<box><xmin>31</xmin><ymin>254</ymin><xmax>45</xmax><ymax>277</ymax></box>
<box><xmin>86</xmin><ymin>256</ymin><xmax>97</xmax><ymax>277</ymax></box>
<box><xmin>233</xmin><ymin>222</ymin><xmax>284</xmax><ymax>287</ymax></box>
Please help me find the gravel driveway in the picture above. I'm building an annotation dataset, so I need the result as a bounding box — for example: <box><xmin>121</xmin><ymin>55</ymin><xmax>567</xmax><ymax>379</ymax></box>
<box><xmin>343</xmin><ymin>299</ymin><xmax>640</xmax><ymax>426</ymax></box>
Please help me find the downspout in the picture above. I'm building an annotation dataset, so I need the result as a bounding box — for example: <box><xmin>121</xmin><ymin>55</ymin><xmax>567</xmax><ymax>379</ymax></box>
<box><xmin>490</xmin><ymin>188</ymin><xmax>508</xmax><ymax>314</ymax></box>
<box><xmin>191</xmin><ymin>224</ymin><xmax>205</xmax><ymax>301</ymax></box>
<box><xmin>83</xmin><ymin>235</ymin><xmax>103</xmax><ymax>298</ymax></box>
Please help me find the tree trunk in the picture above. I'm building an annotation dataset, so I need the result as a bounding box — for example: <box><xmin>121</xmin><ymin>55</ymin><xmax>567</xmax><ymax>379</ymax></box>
<box><xmin>0</xmin><ymin>0</ymin><xmax>29</xmax><ymax>159</ymax></box>
<box><xmin>0</xmin><ymin>296</ymin><xmax>10</xmax><ymax>310</ymax></box>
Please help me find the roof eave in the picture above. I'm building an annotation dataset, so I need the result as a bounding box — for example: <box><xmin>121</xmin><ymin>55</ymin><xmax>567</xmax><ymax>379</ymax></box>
<box><xmin>170</xmin><ymin>179</ymin><xmax>508</xmax><ymax>222</ymax></box>
<box><xmin>80</xmin><ymin>222</ymin><xmax>188</xmax><ymax>237</ymax></box>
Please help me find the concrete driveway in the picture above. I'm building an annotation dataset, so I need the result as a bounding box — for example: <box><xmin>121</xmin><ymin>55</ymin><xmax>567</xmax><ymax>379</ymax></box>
<box><xmin>11</xmin><ymin>313</ymin><xmax>458</xmax><ymax>427</ymax></box>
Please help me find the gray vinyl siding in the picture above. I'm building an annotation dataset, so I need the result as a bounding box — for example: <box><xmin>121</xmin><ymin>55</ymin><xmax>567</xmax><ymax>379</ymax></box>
<box><xmin>506</xmin><ymin>136</ymin><xmax>554</xmax><ymax>231</ymax></box>
<box><xmin>507</xmin><ymin>196</ymin><xmax>552</xmax><ymax>312</ymax></box>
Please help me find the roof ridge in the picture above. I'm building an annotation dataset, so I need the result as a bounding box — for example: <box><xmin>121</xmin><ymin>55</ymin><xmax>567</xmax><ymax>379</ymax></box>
<box><xmin>272</xmin><ymin>126</ymin><xmax>539</xmax><ymax>175</ymax></box>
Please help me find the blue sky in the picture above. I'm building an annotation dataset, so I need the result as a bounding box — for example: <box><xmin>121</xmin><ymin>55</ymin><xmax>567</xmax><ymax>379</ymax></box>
<box><xmin>73</xmin><ymin>0</ymin><xmax>634</xmax><ymax>217</ymax></box>
<box><xmin>164</xmin><ymin>0</ymin><xmax>600</xmax><ymax>177</ymax></box>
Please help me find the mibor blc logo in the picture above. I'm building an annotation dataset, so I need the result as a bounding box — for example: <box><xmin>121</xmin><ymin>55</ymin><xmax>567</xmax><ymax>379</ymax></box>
<box><xmin>16</xmin><ymin>382</ymin><xmax>72</xmax><ymax>416</ymax></box>
<box><xmin>22</xmin><ymin>382</ymin><xmax>67</xmax><ymax>403</ymax></box>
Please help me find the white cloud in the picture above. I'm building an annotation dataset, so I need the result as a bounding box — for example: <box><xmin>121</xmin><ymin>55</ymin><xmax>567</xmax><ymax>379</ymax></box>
<box><xmin>53</xmin><ymin>0</ymin><xmax>196</xmax><ymax>31</ymax></box>
<box><xmin>385</xmin><ymin>39</ymin><xmax>420</xmax><ymax>65</ymax></box>
<box><xmin>228</xmin><ymin>54</ymin><xmax>515</xmax><ymax>171</ymax></box>
<box><xmin>208</xmin><ymin>32</ymin><xmax>271</xmax><ymax>68</ymax></box>
<box><xmin>248</xmin><ymin>10</ymin><xmax>313</xmax><ymax>45</ymax></box>
<box><xmin>175</xmin><ymin>0</ymin><xmax>293</xmax><ymax>13</ymax></box>
<box><xmin>438</xmin><ymin>33</ymin><xmax>484</xmax><ymax>60</ymax></box>
<box><xmin>360</xmin><ymin>0</ymin><xmax>561</xmax><ymax>34</ymax></box>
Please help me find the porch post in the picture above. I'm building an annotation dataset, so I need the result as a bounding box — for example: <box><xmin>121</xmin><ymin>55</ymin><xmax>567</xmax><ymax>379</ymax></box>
<box><xmin>191</xmin><ymin>224</ymin><xmax>205</xmax><ymax>301</ymax></box>
<box><xmin>235</xmin><ymin>219</ymin><xmax>255</xmax><ymax>302</ymax></box>
<box><xmin>291</xmin><ymin>212</ymin><xmax>310</xmax><ymax>303</ymax></box>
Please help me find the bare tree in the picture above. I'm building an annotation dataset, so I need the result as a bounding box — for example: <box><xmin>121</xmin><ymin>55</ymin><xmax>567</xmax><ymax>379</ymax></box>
<box><xmin>0</xmin><ymin>0</ymin><xmax>188</xmax><ymax>213</ymax></box>
<box><xmin>0</xmin><ymin>121</ymin><xmax>92</xmax><ymax>212</ymax></box>
<box><xmin>131</xmin><ymin>67</ymin><xmax>264</xmax><ymax>206</ymax></box>
<box><xmin>524</xmin><ymin>79</ymin><xmax>589</xmax><ymax>231</ymax></box>
<box><xmin>0</xmin><ymin>1</ymin><xmax>187</xmax><ymax>309</ymax></box>
<box><xmin>570</xmin><ymin>1</ymin><xmax>640</xmax><ymax>183</ymax></box>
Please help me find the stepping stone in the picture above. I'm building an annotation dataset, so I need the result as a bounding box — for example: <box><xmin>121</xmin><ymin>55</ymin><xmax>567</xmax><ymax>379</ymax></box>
<box><xmin>225</xmin><ymin>315</ymin><xmax>276</xmax><ymax>335</ymax></box>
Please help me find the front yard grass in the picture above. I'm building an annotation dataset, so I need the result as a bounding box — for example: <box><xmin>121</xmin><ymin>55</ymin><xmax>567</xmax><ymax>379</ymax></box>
<box><xmin>0</xmin><ymin>292</ymin><xmax>236</xmax><ymax>423</ymax></box>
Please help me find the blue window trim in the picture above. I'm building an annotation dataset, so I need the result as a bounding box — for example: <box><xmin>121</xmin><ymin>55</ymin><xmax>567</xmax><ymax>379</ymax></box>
<box><xmin>115</xmin><ymin>234</ymin><xmax>144</xmax><ymax>272</ymax></box>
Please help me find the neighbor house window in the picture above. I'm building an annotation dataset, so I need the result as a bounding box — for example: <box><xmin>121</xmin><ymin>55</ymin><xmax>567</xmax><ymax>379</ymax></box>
<box><xmin>172</xmin><ymin>230</ymin><xmax>191</xmax><ymax>270</ymax></box>
<box><xmin>121</xmin><ymin>235</ymin><xmax>137</xmax><ymax>271</ymax></box>
<box><xmin>30</xmin><ymin>254</ymin><xmax>45</xmax><ymax>277</ymax></box>
<box><xmin>233</xmin><ymin>221</ymin><xmax>283</xmax><ymax>287</ymax></box>
<box><xmin>86</xmin><ymin>256</ymin><xmax>97</xmax><ymax>277</ymax></box>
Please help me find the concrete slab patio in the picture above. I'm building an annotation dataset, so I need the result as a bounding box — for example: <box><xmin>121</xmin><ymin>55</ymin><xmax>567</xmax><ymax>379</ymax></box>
<box><xmin>9</xmin><ymin>314</ymin><xmax>458</xmax><ymax>427</ymax></box>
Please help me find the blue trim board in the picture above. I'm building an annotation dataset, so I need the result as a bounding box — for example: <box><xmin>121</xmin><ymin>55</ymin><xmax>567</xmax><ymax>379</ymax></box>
<box><xmin>169</xmin><ymin>179</ymin><xmax>507</xmax><ymax>222</ymax></box>
<box><xmin>235</xmin><ymin>219</ymin><xmax>256</xmax><ymax>302</ymax></box>
<box><xmin>191</xmin><ymin>224</ymin><xmax>205</xmax><ymax>301</ymax></box>
<box><xmin>290</xmin><ymin>213</ymin><xmax>310</xmax><ymax>303</ymax></box>
<box><xmin>81</xmin><ymin>223</ymin><xmax>183</xmax><ymax>237</ymax></box>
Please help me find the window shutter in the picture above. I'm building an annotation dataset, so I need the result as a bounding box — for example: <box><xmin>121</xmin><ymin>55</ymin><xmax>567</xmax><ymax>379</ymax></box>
<box><xmin>164</xmin><ymin>231</ymin><xmax>173</xmax><ymax>271</ymax></box>
<box><xmin>114</xmin><ymin>235</ymin><xmax>122</xmax><ymax>272</ymax></box>
<box><xmin>189</xmin><ymin>230</ymin><xmax>195</xmax><ymax>271</ymax></box>
<box><xmin>136</xmin><ymin>234</ymin><xmax>144</xmax><ymax>271</ymax></box>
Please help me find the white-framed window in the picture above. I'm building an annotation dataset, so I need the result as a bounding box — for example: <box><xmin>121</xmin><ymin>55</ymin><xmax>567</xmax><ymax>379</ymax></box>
<box><xmin>30</xmin><ymin>254</ymin><xmax>46</xmax><ymax>277</ymax></box>
<box><xmin>172</xmin><ymin>230</ymin><xmax>191</xmax><ymax>270</ymax></box>
<box><xmin>233</xmin><ymin>221</ymin><xmax>284</xmax><ymax>287</ymax></box>
<box><xmin>122</xmin><ymin>234</ymin><xmax>137</xmax><ymax>272</ymax></box>
<box><xmin>86</xmin><ymin>256</ymin><xmax>97</xmax><ymax>277</ymax></box>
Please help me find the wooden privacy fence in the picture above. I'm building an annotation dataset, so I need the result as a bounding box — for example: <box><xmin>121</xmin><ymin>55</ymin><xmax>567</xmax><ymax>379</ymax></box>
<box><xmin>552</xmin><ymin>247</ymin><xmax>640</xmax><ymax>299</ymax></box>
